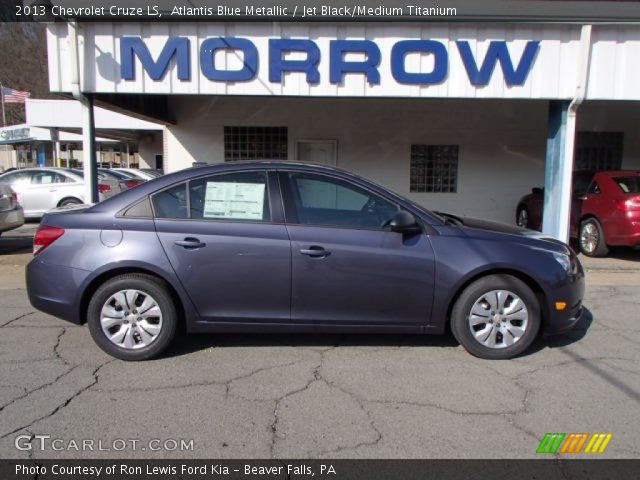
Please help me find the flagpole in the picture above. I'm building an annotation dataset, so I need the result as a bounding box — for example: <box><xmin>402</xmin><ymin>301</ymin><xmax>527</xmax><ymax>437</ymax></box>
<box><xmin>0</xmin><ymin>83</ymin><xmax>5</xmax><ymax>127</ymax></box>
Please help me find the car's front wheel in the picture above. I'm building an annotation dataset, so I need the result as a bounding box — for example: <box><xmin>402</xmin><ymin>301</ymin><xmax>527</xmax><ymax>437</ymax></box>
<box><xmin>450</xmin><ymin>274</ymin><xmax>541</xmax><ymax>360</ymax></box>
<box><xmin>58</xmin><ymin>197</ymin><xmax>83</xmax><ymax>207</ymax></box>
<box><xmin>87</xmin><ymin>274</ymin><xmax>178</xmax><ymax>361</ymax></box>
<box><xmin>579</xmin><ymin>218</ymin><xmax>609</xmax><ymax>257</ymax></box>
<box><xmin>516</xmin><ymin>207</ymin><xmax>530</xmax><ymax>228</ymax></box>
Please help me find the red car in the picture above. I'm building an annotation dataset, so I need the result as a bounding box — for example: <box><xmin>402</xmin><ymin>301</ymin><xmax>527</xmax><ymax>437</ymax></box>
<box><xmin>516</xmin><ymin>170</ymin><xmax>640</xmax><ymax>257</ymax></box>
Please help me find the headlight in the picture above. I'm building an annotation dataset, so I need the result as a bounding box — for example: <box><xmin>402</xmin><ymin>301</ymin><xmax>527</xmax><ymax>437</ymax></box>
<box><xmin>552</xmin><ymin>252</ymin><xmax>573</xmax><ymax>274</ymax></box>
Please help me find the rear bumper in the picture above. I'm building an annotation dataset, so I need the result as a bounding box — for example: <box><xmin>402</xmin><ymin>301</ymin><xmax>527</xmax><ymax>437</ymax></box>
<box><xmin>0</xmin><ymin>206</ymin><xmax>25</xmax><ymax>233</ymax></box>
<box><xmin>26</xmin><ymin>258</ymin><xmax>90</xmax><ymax>324</ymax></box>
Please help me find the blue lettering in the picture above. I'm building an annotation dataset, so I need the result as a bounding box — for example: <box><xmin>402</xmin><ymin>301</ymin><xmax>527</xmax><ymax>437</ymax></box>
<box><xmin>329</xmin><ymin>40</ymin><xmax>381</xmax><ymax>85</ymax></box>
<box><xmin>269</xmin><ymin>39</ymin><xmax>320</xmax><ymax>83</ymax></box>
<box><xmin>121</xmin><ymin>36</ymin><xmax>190</xmax><ymax>81</ymax></box>
<box><xmin>456</xmin><ymin>40</ymin><xmax>540</xmax><ymax>86</ymax></box>
<box><xmin>200</xmin><ymin>37</ymin><xmax>258</xmax><ymax>82</ymax></box>
<box><xmin>391</xmin><ymin>40</ymin><xmax>448</xmax><ymax>84</ymax></box>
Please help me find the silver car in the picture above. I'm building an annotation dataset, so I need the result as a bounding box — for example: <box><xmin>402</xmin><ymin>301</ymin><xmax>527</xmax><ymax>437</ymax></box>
<box><xmin>0</xmin><ymin>168</ymin><xmax>120</xmax><ymax>219</ymax></box>
<box><xmin>0</xmin><ymin>184</ymin><xmax>24</xmax><ymax>235</ymax></box>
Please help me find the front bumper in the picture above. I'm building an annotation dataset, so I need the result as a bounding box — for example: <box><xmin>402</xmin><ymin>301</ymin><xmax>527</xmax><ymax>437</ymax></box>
<box><xmin>543</xmin><ymin>268</ymin><xmax>586</xmax><ymax>335</ymax></box>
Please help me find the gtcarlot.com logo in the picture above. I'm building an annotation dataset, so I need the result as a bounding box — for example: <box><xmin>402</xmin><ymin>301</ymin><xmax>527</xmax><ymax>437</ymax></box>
<box><xmin>537</xmin><ymin>432</ymin><xmax>613</xmax><ymax>454</ymax></box>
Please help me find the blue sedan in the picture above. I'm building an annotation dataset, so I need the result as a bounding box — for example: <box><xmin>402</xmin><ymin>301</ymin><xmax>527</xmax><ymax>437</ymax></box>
<box><xmin>26</xmin><ymin>162</ymin><xmax>585</xmax><ymax>360</ymax></box>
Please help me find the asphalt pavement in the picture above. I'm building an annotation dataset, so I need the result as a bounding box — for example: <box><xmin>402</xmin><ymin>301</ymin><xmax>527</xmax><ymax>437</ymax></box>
<box><xmin>0</xmin><ymin>224</ymin><xmax>638</xmax><ymax>459</ymax></box>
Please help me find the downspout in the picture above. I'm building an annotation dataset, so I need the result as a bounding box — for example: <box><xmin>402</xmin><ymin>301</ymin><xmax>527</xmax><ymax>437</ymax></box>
<box><xmin>558</xmin><ymin>24</ymin><xmax>592</xmax><ymax>242</ymax></box>
<box><xmin>68</xmin><ymin>20</ymin><xmax>98</xmax><ymax>203</ymax></box>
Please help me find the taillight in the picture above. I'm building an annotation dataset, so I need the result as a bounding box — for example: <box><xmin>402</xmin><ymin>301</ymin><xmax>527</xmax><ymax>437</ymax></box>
<box><xmin>615</xmin><ymin>197</ymin><xmax>640</xmax><ymax>211</ymax></box>
<box><xmin>124</xmin><ymin>180</ymin><xmax>141</xmax><ymax>188</ymax></box>
<box><xmin>98</xmin><ymin>184</ymin><xmax>111</xmax><ymax>193</ymax></box>
<box><xmin>11</xmin><ymin>191</ymin><xmax>18</xmax><ymax>206</ymax></box>
<box><xmin>33</xmin><ymin>225</ymin><xmax>65</xmax><ymax>255</ymax></box>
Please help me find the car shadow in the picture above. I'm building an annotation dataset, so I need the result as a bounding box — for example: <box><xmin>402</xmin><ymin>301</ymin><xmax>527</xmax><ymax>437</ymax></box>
<box><xmin>0</xmin><ymin>235</ymin><xmax>33</xmax><ymax>255</ymax></box>
<box><xmin>520</xmin><ymin>306</ymin><xmax>595</xmax><ymax>356</ymax></box>
<box><xmin>160</xmin><ymin>309</ymin><xmax>595</xmax><ymax>359</ymax></box>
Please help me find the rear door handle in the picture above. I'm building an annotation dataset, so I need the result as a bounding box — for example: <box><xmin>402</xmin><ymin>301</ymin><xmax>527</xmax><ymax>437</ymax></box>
<box><xmin>299</xmin><ymin>245</ymin><xmax>330</xmax><ymax>258</ymax></box>
<box><xmin>174</xmin><ymin>237</ymin><xmax>205</xmax><ymax>249</ymax></box>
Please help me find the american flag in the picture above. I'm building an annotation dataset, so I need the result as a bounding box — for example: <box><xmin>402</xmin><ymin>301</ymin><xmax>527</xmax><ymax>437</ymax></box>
<box><xmin>1</xmin><ymin>86</ymin><xmax>31</xmax><ymax>104</ymax></box>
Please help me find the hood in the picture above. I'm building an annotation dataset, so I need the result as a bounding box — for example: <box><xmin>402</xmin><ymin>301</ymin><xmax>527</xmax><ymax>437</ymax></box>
<box><xmin>437</xmin><ymin>212</ymin><xmax>569</xmax><ymax>252</ymax></box>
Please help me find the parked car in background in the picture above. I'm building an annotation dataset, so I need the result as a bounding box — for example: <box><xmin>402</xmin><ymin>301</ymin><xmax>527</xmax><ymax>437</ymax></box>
<box><xmin>139</xmin><ymin>168</ymin><xmax>164</xmax><ymax>178</ymax></box>
<box><xmin>0</xmin><ymin>168</ymin><xmax>118</xmax><ymax>218</ymax></box>
<box><xmin>0</xmin><ymin>185</ymin><xmax>24</xmax><ymax>235</ymax></box>
<box><xmin>516</xmin><ymin>170</ymin><xmax>640</xmax><ymax>256</ymax></box>
<box><xmin>27</xmin><ymin>162</ymin><xmax>584</xmax><ymax>361</ymax></box>
<box><xmin>113</xmin><ymin>168</ymin><xmax>160</xmax><ymax>181</ymax></box>
<box><xmin>73</xmin><ymin>169</ymin><xmax>143</xmax><ymax>191</ymax></box>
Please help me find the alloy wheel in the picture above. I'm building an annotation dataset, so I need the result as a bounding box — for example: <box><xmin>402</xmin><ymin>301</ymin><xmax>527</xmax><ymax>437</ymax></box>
<box><xmin>580</xmin><ymin>222</ymin><xmax>598</xmax><ymax>254</ymax></box>
<box><xmin>100</xmin><ymin>289</ymin><xmax>163</xmax><ymax>349</ymax></box>
<box><xmin>468</xmin><ymin>290</ymin><xmax>529</xmax><ymax>349</ymax></box>
<box><xmin>517</xmin><ymin>209</ymin><xmax>528</xmax><ymax>228</ymax></box>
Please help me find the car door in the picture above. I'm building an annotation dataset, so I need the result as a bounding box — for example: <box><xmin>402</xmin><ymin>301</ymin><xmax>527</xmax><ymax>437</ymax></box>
<box><xmin>280</xmin><ymin>170</ymin><xmax>435</xmax><ymax>326</ymax></box>
<box><xmin>153</xmin><ymin>170</ymin><xmax>291</xmax><ymax>323</ymax></box>
<box><xmin>0</xmin><ymin>170</ymin><xmax>33</xmax><ymax>214</ymax></box>
<box><xmin>27</xmin><ymin>170</ymin><xmax>70</xmax><ymax>214</ymax></box>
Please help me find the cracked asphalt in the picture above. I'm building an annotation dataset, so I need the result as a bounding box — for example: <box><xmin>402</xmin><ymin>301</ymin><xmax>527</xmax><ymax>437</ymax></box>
<box><xmin>0</xmin><ymin>225</ymin><xmax>638</xmax><ymax>459</ymax></box>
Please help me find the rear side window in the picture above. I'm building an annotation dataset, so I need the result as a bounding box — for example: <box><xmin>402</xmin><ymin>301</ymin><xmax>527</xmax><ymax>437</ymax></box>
<box><xmin>152</xmin><ymin>183</ymin><xmax>188</xmax><ymax>219</ymax></box>
<box><xmin>31</xmin><ymin>171</ymin><xmax>67</xmax><ymax>185</ymax></box>
<box><xmin>614</xmin><ymin>176</ymin><xmax>640</xmax><ymax>194</ymax></box>
<box><xmin>122</xmin><ymin>197</ymin><xmax>153</xmax><ymax>218</ymax></box>
<box><xmin>189</xmin><ymin>171</ymin><xmax>271</xmax><ymax>222</ymax></box>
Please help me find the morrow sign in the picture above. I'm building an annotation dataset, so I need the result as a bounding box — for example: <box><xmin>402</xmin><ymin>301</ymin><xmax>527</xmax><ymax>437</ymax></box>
<box><xmin>121</xmin><ymin>37</ymin><xmax>540</xmax><ymax>86</ymax></box>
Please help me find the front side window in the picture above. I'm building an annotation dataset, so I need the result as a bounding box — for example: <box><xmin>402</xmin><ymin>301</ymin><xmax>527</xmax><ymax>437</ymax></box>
<box><xmin>286</xmin><ymin>172</ymin><xmax>398</xmax><ymax>229</ymax></box>
<box><xmin>0</xmin><ymin>171</ymin><xmax>31</xmax><ymax>185</ymax></box>
<box><xmin>189</xmin><ymin>171</ymin><xmax>271</xmax><ymax>222</ymax></box>
<box><xmin>152</xmin><ymin>183</ymin><xmax>188</xmax><ymax>219</ymax></box>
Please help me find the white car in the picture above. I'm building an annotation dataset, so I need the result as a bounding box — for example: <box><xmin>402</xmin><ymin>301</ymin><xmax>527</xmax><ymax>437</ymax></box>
<box><xmin>0</xmin><ymin>168</ymin><xmax>120</xmax><ymax>218</ymax></box>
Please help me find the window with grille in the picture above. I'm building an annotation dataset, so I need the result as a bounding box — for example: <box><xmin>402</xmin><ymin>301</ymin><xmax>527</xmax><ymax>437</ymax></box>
<box><xmin>224</xmin><ymin>126</ymin><xmax>288</xmax><ymax>161</ymax></box>
<box><xmin>574</xmin><ymin>132</ymin><xmax>623</xmax><ymax>171</ymax></box>
<box><xmin>410</xmin><ymin>145</ymin><xmax>459</xmax><ymax>193</ymax></box>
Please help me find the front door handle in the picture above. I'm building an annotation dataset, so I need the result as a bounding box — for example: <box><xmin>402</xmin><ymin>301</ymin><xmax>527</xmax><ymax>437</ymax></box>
<box><xmin>299</xmin><ymin>245</ymin><xmax>330</xmax><ymax>258</ymax></box>
<box><xmin>174</xmin><ymin>237</ymin><xmax>205</xmax><ymax>249</ymax></box>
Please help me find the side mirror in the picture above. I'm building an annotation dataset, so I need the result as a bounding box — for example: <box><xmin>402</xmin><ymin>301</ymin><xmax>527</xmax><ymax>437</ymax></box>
<box><xmin>532</xmin><ymin>187</ymin><xmax>543</xmax><ymax>195</ymax></box>
<box><xmin>388</xmin><ymin>211</ymin><xmax>422</xmax><ymax>235</ymax></box>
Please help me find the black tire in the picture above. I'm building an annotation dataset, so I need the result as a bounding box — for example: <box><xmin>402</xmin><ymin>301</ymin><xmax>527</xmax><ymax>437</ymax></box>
<box><xmin>516</xmin><ymin>206</ymin><xmax>530</xmax><ymax>228</ymax></box>
<box><xmin>579</xmin><ymin>218</ymin><xmax>609</xmax><ymax>257</ymax></box>
<box><xmin>450</xmin><ymin>274</ymin><xmax>541</xmax><ymax>360</ymax></box>
<box><xmin>58</xmin><ymin>197</ymin><xmax>83</xmax><ymax>207</ymax></box>
<box><xmin>87</xmin><ymin>274</ymin><xmax>178</xmax><ymax>361</ymax></box>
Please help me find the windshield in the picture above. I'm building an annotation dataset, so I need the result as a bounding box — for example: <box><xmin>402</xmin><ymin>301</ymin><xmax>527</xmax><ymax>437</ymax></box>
<box><xmin>614</xmin><ymin>176</ymin><xmax>640</xmax><ymax>194</ymax></box>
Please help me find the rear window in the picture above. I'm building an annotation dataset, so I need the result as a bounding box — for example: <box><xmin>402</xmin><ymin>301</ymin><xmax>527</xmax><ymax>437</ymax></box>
<box><xmin>614</xmin><ymin>176</ymin><xmax>640</xmax><ymax>194</ymax></box>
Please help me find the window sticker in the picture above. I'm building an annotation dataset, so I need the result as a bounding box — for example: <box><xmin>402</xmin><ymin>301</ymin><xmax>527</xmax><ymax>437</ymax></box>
<box><xmin>203</xmin><ymin>182</ymin><xmax>266</xmax><ymax>220</ymax></box>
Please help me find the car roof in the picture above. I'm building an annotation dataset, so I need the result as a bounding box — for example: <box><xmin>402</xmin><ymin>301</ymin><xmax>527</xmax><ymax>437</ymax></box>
<box><xmin>88</xmin><ymin>161</ymin><xmax>399</xmax><ymax>214</ymax></box>
<box><xmin>594</xmin><ymin>170</ymin><xmax>640</xmax><ymax>177</ymax></box>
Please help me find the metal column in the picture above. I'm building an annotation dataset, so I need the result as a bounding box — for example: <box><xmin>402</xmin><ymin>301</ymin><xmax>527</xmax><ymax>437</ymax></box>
<box><xmin>81</xmin><ymin>94</ymin><xmax>99</xmax><ymax>203</ymax></box>
<box><xmin>542</xmin><ymin>100</ymin><xmax>575</xmax><ymax>243</ymax></box>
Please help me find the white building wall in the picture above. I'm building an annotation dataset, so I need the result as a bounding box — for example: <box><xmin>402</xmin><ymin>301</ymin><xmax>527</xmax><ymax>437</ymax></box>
<box><xmin>137</xmin><ymin>131</ymin><xmax>163</xmax><ymax>168</ymax></box>
<box><xmin>165</xmin><ymin>97</ymin><xmax>549</xmax><ymax>223</ymax></box>
<box><xmin>46</xmin><ymin>22</ymin><xmax>640</xmax><ymax>100</ymax></box>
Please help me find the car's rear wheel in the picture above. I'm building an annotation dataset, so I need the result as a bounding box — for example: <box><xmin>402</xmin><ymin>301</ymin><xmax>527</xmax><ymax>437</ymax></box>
<box><xmin>87</xmin><ymin>274</ymin><xmax>177</xmax><ymax>361</ymax></box>
<box><xmin>450</xmin><ymin>275</ymin><xmax>541</xmax><ymax>360</ymax></box>
<box><xmin>579</xmin><ymin>218</ymin><xmax>609</xmax><ymax>257</ymax></box>
<box><xmin>58</xmin><ymin>197</ymin><xmax>83</xmax><ymax>207</ymax></box>
<box><xmin>516</xmin><ymin>207</ymin><xmax>530</xmax><ymax>228</ymax></box>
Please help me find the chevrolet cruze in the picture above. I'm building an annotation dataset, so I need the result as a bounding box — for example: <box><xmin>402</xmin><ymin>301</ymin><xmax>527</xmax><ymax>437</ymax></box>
<box><xmin>26</xmin><ymin>162</ymin><xmax>585</xmax><ymax>361</ymax></box>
